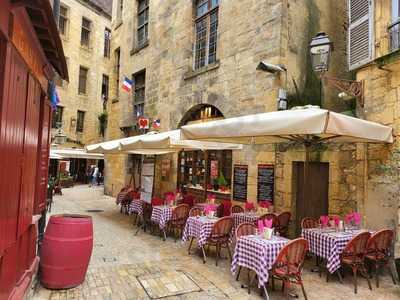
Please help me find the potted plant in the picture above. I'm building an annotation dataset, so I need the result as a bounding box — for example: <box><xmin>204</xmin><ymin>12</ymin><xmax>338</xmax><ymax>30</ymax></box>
<box><xmin>215</xmin><ymin>172</ymin><xmax>228</xmax><ymax>191</ymax></box>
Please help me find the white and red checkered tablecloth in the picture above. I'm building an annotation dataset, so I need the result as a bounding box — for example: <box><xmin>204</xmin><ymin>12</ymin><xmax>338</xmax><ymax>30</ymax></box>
<box><xmin>128</xmin><ymin>199</ymin><xmax>143</xmax><ymax>215</ymax></box>
<box><xmin>151</xmin><ymin>205</ymin><xmax>173</xmax><ymax>230</ymax></box>
<box><xmin>232</xmin><ymin>213</ymin><xmax>259</xmax><ymax>229</ymax></box>
<box><xmin>182</xmin><ymin>216</ymin><xmax>219</xmax><ymax>247</ymax></box>
<box><xmin>231</xmin><ymin>235</ymin><xmax>289</xmax><ymax>287</ymax></box>
<box><xmin>302</xmin><ymin>228</ymin><xmax>364</xmax><ymax>273</ymax></box>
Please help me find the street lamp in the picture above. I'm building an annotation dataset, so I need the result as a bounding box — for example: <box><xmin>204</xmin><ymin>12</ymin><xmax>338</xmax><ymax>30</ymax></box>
<box><xmin>309</xmin><ymin>32</ymin><xmax>364</xmax><ymax>106</ymax></box>
<box><xmin>309</xmin><ymin>32</ymin><xmax>333</xmax><ymax>76</ymax></box>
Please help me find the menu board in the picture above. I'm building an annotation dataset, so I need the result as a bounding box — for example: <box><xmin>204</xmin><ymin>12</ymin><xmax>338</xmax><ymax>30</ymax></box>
<box><xmin>141</xmin><ymin>161</ymin><xmax>154</xmax><ymax>203</ymax></box>
<box><xmin>257</xmin><ymin>164</ymin><xmax>274</xmax><ymax>202</ymax></box>
<box><xmin>233</xmin><ymin>165</ymin><xmax>248</xmax><ymax>201</ymax></box>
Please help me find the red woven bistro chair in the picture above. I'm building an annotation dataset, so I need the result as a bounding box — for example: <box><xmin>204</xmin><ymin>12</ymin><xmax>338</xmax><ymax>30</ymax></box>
<box><xmin>276</xmin><ymin>212</ymin><xmax>291</xmax><ymax>237</ymax></box>
<box><xmin>189</xmin><ymin>207</ymin><xmax>202</xmax><ymax>217</ymax></box>
<box><xmin>365</xmin><ymin>229</ymin><xmax>396</xmax><ymax>287</ymax></box>
<box><xmin>235</xmin><ymin>223</ymin><xmax>256</xmax><ymax>282</ymax></box>
<box><xmin>301</xmin><ymin>217</ymin><xmax>318</xmax><ymax>229</ymax></box>
<box><xmin>270</xmin><ymin>238</ymin><xmax>309</xmax><ymax>300</ymax></box>
<box><xmin>183</xmin><ymin>194</ymin><xmax>195</xmax><ymax>207</ymax></box>
<box><xmin>339</xmin><ymin>231</ymin><xmax>372</xmax><ymax>294</ymax></box>
<box><xmin>257</xmin><ymin>213</ymin><xmax>279</xmax><ymax>228</ymax></box>
<box><xmin>168</xmin><ymin>204</ymin><xmax>190</xmax><ymax>242</ymax></box>
<box><xmin>232</xmin><ymin>205</ymin><xmax>244</xmax><ymax>214</ymax></box>
<box><xmin>202</xmin><ymin>216</ymin><xmax>234</xmax><ymax>266</ymax></box>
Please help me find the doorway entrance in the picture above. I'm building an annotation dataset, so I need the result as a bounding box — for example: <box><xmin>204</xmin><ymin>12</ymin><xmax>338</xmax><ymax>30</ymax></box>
<box><xmin>294</xmin><ymin>162</ymin><xmax>329</xmax><ymax>235</ymax></box>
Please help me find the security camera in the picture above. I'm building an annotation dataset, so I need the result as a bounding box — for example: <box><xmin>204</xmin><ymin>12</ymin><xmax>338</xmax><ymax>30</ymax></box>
<box><xmin>257</xmin><ymin>61</ymin><xmax>287</xmax><ymax>74</ymax></box>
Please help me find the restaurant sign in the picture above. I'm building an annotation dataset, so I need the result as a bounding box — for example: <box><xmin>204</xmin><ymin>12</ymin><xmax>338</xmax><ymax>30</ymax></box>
<box><xmin>257</xmin><ymin>164</ymin><xmax>274</xmax><ymax>202</ymax></box>
<box><xmin>233</xmin><ymin>164</ymin><xmax>248</xmax><ymax>202</ymax></box>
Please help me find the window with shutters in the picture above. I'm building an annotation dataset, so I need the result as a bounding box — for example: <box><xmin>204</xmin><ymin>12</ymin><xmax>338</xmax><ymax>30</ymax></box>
<box><xmin>102</xmin><ymin>74</ymin><xmax>109</xmax><ymax>100</ymax></box>
<box><xmin>78</xmin><ymin>66</ymin><xmax>88</xmax><ymax>94</ymax></box>
<box><xmin>51</xmin><ymin>106</ymin><xmax>64</xmax><ymax>128</ymax></box>
<box><xmin>137</xmin><ymin>0</ymin><xmax>149</xmax><ymax>47</ymax></box>
<box><xmin>58</xmin><ymin>4</ymin><xmax>68</xmax><ymax>36</ymax></box>
<box><xmin>133</xmin><ymin>70</ymin><xmax>146</xmax><ymax>117</ymax></box>
<box><xmin>194</xmin><ymin>0</ymin><xmax>219</xmax><ymax>70</ymax></box>
<box><xmin>348</xmin><ymin>0</ymin><xmax>374</xmax><ymax>70</ymax></box>
<box><xmin>81</xmin><ymin>17</ymin><xmax>91</xmax><ymax>47</ymax></box>
<box><xmin>389</xmin><ymin>0</ymin><xmax>400</xmax><ymax>51</ymax></box>
<box><xmin>114</xmin><ymin>48</ymin><xmax>121</xmax><ymax>97</ymax></box>
<box><xmin>76</xmin><ymin>110</ymin><xmax>85</xmax><ymax>133</ymax></box>
<box><xmin>104</xmin><ymin>28</ymin><xmax>111</xmax><ymax>57</ymax></box>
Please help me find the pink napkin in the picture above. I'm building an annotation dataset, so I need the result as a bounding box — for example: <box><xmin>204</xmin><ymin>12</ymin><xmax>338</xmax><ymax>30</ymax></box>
<box><xmin>245</xmin><ymin>202</ymin><xmax>255</xmax><ymax>211</ymax></box>
<box><xmin>353</xmin><ymin>212</ymin><xmax>361</xmax><ymax>225</ymax></box>
<box><xmin>204</xmin><ymin>204</ymin><xmax>217</xmax><ymax>215</ymax></box>
<box><xmin>257</xmin><ymin>220</ymin><xmax>264</xmax><ymax>233</ymax></box>
<box><xmin>344</xmin><ymin>213</ymin><xmax>353</xmax><ymax>224</ymax></box>
<box><xmin>259</xmin><ymin>201</ymin><xmax>272</xmax><ymax>208</ymax></box>
<box><xmin>165</xmin><ymin>193</ymin><xmax>175</xmax><ymax>205</ymax></box>
<box><xmin>264</xmin><ymin>219</ymin><xmax>273</xmax><ymax>228</ymax></box>
<box><xmin>320</xmin><ymin>215</ymin><xmax>329</xmax><ymax>227</ymax></box>
<box><xmin>333</xmin><ymin>216</ymin><xmax>340</xmax><ymax>226</ymax></box>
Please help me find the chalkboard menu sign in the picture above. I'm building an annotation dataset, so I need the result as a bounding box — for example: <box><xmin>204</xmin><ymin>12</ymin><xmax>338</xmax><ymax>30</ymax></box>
<box><xmin>233</xmin><ymin>165</ymin><xmax>248</xmax><ymax>201</ymax></box>
<box><xmin>257</xmin><ymin>164</ymin><xmax>274</xmax><ymax>202</ymax></box>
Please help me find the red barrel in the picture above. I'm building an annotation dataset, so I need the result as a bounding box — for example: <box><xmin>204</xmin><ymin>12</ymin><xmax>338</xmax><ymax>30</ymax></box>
<box><xmin>40</xmin><ymin>214</ymin><xmax>93</xmax><ymax>289</ymax></box>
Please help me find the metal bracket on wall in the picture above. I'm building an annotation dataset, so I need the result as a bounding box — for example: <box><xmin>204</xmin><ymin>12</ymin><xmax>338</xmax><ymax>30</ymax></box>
<box><xmin>323</xmin><ymin>75</ymin><xmax>364</xmax><ymax>107</ymax></box>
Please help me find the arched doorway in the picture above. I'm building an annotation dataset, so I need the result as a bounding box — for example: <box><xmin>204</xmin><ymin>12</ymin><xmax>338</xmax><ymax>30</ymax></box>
<box><xmin>177</xmin><ymin>104</ymin><xmax>232</xmax><ymax>204</ymax></box>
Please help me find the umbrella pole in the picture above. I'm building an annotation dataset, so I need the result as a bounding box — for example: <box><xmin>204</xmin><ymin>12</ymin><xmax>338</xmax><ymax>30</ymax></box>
<box><xmin>204</xmin><ymin>150</ymin><xmax>209</xmax><ymax>202</ymax></box>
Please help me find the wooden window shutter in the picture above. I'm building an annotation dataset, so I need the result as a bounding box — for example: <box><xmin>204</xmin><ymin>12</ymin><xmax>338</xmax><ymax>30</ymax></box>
<box><xmin>348</xmin><ymin>0</ymin><xmax>374</xmax><ymax>70</ymax></box>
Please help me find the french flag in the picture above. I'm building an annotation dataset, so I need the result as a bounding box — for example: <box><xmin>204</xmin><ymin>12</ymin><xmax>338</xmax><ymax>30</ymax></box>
<box><xmin>122</xmin><ymin>77</ymin><xmax>133</xmax><ymax>93</ymax></box>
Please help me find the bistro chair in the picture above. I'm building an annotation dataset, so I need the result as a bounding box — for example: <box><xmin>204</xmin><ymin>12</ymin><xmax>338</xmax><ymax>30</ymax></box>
<box><xmin>135</xmin><ymin>202</ymin><xmax>153</xmax><ymax>235</ymax></box>
<box><xmin>202</xmin><ymin>216</ymin><xmax>234</xmax><ymax>266</ymax></box>
<box><xmin>276</xmin><ymin>212</ymin><xmax>291</xmax><ymax>237</ymax></box>
<box><xmin>257</xmin><ymin>213</ymin><xmax>278</xmax><ymax>228</ymax></box>
<box><xmin>168</xmin><ymin>204</ymin><xmax>190</xmax><ymax>242</ymax></box>
<box><xmin>231</xmin><ymin>205</ymin><xmax>244</xmax><ymax>214</ymax></box>
<box><xmin>301</xmin><ymin>217</ymin><xmax>318</xmax><ymax>229</ymax></box>
<box><xmin>339</xmin><ymin>231</ymin><xmax>372</xmax><ymax>294</ymax></box>
<box><xmin>183</xmin><ymin>194</ymin><xmax>195</xmax><ymax>207</ymax></box>
<box><xmin>270</xmin><ymin>238</ymin><xmax>309</xmax><ymax>300</ymax></box>
<box><xmin>365</xmin><ymin>229</ymin><xmax>397</xmax><ymax>287</ymax></box>
<box><xmin>235</xmin><ymin>223</ymin><xmax>256</xmax><ymax>282</ymax></box>
<box><xmin>189</xmin><ymin>207</ymin><xmax>202</xmax><ymax>217</ymax></box>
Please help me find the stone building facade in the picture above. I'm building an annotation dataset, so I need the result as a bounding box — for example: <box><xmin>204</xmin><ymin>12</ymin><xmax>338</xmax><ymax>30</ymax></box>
<box><xmin>347</xmin><ymin>0</ymin><xmax>400</xmax><ymax>256</ymax></box>
<box><xmin>52</xmin><ymin>0</ymin><xmax>112</xmax><ymax>148</ymax></box>
<box><xmin>104</xmin><ymin>0</ymin><xmax>398</xmax><ymax>255</ymax></box>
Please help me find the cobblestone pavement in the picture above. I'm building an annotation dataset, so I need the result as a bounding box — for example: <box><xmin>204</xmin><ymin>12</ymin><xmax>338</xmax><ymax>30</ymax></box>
<box><xmin>33</xmin><ymin>185</ymin><xmax>400</xmax><ymax>300</ymax></box>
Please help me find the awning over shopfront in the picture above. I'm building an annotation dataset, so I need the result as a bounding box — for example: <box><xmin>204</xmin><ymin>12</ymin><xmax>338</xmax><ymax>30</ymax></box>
<box><xmin>180</xmin><ymin>107</ymin><xmax>393</xmax><ymax>145</ymax></box>
<box><xmin>86</xmin><ymin>130</ymin><xmax>243</xmax><ymax>154</ymax></box>
<box><xmin>50</xmin><ymin>148</ymin><xmax>104</xmax><ymax>160</ymax></box>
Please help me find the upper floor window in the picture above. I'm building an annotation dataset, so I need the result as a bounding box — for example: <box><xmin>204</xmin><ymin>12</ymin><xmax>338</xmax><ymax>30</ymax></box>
<box><xmin>58</xmin><ymin>4</ymin><xmax>69</xmax><ymax>36</ymax></box>
<box><xmin>51</xmin><ymin>106</ymin><xmax>64</xmax><ymax>128</ymax></box>
<box><xmin>137</xmin><ymin>0</ymin><xmax>149</xmax><ymax>47</ymax></box>
<box><xmin>114</xmin><ymin>48</ymin><xmax>121</xmax><ymax>97</ymax></box>
<box><xmin>102</xmin><ymin>74</ymin><xmax>109</xmax><ymax>100</ymax></box>
<box><xmin>76</xmin><ymin>110</ymin><xmax>85</xmax><ymax>133</ymax></box>
<box><xmin>104</xmin><ymin>28</ymin><xmax>111</xmax><ymax>57</ymax></box>
<box><xmin>390</xmin><ymin>0</ymin><xmax>400</xmax><ymax>51</ymax></box>
<box><xmin>133</xmin><ymin>70</ymin><xmax>146</xmax><ymax>117</ymax></box>
<box><xmin>194</xmin><ymin>0</ymin><xmax>219</xmax><ymax>69</ymax></box>
<box><xmin>81</xmin><ymin>17</ymin><xmax>91</xmax><ymax>47</ymax></box>
<box><xmin>78</xmin><ymin>66</ymin><xmax>88</xmax><ymax>94</ymax></box>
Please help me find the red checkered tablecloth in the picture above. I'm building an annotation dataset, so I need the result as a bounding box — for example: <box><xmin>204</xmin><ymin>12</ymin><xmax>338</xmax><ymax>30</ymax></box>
<box><xmin>232</xmin><ymin>213</ymin><xmax>259</xmax><ymax>229</ymax></box>
<box><xmin>151</xmin><ymin>205</ymin><xmax>173</xmax><ymax>230</ymax></box>
<box><xmin>182</xmin><ymin>216</ymin><xmax>219</xmax><ymax>247</ymax></box>
<box><xmin>231</xmin><ymin>235</ymin><xmax>289</xmax><ymax>287</ymax></box>
<box><xmin>128</xmin><ymin>199</ymin><xmax>143</xmax><ymax>215</ymax></box>
<box><xmin>302</xmin><ymin>228</ymin><xmax>364</xmax><ymax>273</ymax></box>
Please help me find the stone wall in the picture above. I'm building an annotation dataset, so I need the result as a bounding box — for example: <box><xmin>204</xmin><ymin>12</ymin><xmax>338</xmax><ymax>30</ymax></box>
<box><xmin>53</xmin><ymin>0</ymin><xmax>112</xmax><ymax>147</ymax></box>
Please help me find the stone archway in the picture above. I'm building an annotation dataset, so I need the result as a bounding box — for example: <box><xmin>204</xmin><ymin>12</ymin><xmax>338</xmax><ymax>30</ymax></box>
<box><xmin>178</xmin><ymin>104</ymin><xmax>224</xmax><ymax>128</ymax></box>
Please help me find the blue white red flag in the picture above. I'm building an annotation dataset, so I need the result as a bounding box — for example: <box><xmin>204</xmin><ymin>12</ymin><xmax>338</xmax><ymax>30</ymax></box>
<box><xmin>152</xmin><ymin>119</ymin><xmax>161</xmax><ymax>129</ymax></box>
<box><xmin>122</xmin><ymin>77</ymin><xmax>133</xmax><ymax>92</ymax></box>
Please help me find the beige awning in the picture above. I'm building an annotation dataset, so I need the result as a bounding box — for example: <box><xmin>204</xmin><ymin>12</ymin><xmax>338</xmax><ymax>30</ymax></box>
<box><xmin>181</xmin><ymin>107</ymin><xmax>393</xmax><ymax>144</ymax></box>
<box><xmin>50</xmin><ymin>148</ymin><xmax>104</xmax><ymax>160</ymax></box>
<box><xmin>86</xmin><ymin>130</ymin><xmax>242</xmax><ymax>154</ymax></box>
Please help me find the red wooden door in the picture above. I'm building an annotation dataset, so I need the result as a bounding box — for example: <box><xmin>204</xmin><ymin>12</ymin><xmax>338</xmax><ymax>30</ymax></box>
<box><xmin>17</xmin><ymin>73</ymin><xmax>40</xmax><ymax>236</ymax></box>
<box><xmin>0</xmin><ymin>45</ymin><xmax>28</xmax><ymax>252</ymax></box>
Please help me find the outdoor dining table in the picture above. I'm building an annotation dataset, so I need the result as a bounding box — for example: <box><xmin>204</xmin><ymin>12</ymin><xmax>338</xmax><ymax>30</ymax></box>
<box><xmin>151</xmin><ymin>205</ymin><xmax>174</xmax><ymax>230</ymax></box>
<box><xmin>232</xmin><ymin>212</ymin><xmax>260</xmax><ymax>229</ymax></box>
<box><xmin>182</xmin><ymin>215</ymin><xmax>220</xmax><ymax>248</ymax></box>
<box><xmin>301</xmin><ymin>227</ymin><xmax>366</xmax><ymax>274</ymax></box>
<box><xmin>231</xmin><ymin>234</ymin><xmax>290</xmax><ymax>299</ymax></box>
<box><xmin>128</xmin><ymin>198</ymin><xmax>143</xmax><ymax>215</ymax></box>
<box><xmin>193</xmin><ymin>202</ymin><xmax>209</xmax><ymax>211</ymax></box>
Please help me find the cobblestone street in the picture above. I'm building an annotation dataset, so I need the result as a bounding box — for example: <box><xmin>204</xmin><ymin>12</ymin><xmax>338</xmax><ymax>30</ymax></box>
<box><xmin>32</xmin><ymin>186</ymin><xmax>400</xmax><ymax>300</ymax></box>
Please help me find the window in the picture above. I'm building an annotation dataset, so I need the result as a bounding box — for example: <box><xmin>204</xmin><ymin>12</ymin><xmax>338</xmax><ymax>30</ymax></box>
<box><xmin>104</xmin><ymin>28</ymin><xmax>111</xmax><ymax>57</ymax></box>
<box><xmin>81</xmin><ymin>17</ymin><xmax>91</xmax><ymax>47</ymax></box>
<box><xmin>76</xmin><ymin>110</ymin><xmax>85</xmax><ymax>133</ymax></box>
<box><xmin>194</xmin><ymin>0</ymin><xmax>219</xmax><ymax>69</ymax></box>
<box><xmin>78</xmin><ymin>66</ymin><xmax>88</xmax><ymax>94</ymax></box>
<box><xmin>117</xmin><ymin>0</ymin><xmax>123</xmax><ymax>22</ymax></box>
<box><xmin>137</xmin><ymin>0</ymin><xmax>149</xmax><ymax>47</ymax></box>
<box><xmin>58</xmin><ymin>4</ymin><xmax>68</xmax><ymax>36</ymax></box>
<box><xmin>102</xmin><ymin>74</ymin><xmax>109</xmax><ymax>100</ymax></box>
<box><xmin>133</xmin><ymin>70</ymin><xmax>145</xmax><ymax>117</ymax></box>
<box><xmin>390</xmin><ymin>0</ymin><xmax>400</xmax><ymax>51</ymax></box>
<box><xmin>114</xmin><ymin>48</ymin><xmax>121</xmax><ymax>97</ymax></box>
<box><xmin>51</xmin><ymin>106</ymin><xmax>64</xmax><ymax>128</ymax></box>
